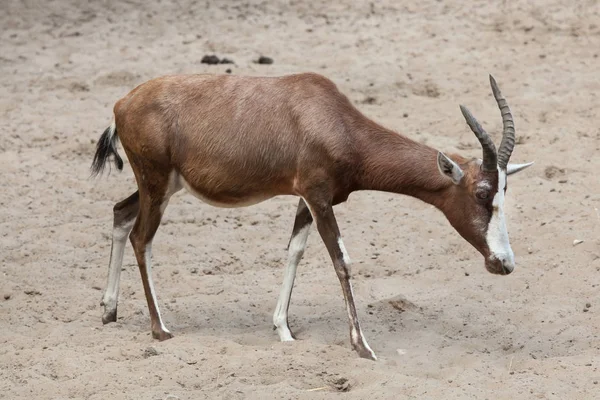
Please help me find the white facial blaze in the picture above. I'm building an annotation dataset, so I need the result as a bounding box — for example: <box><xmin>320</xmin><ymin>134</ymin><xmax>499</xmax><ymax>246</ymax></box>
<box><xmin>486</xmin><ymin>169</ymin><xmax>515</xmax><ymax>270</ymax></box>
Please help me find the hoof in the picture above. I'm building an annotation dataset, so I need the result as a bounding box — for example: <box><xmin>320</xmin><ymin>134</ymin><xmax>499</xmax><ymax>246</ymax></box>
<box><xmin>152</xmin><ymin>330</ymin><xmax>174</xmax><ymax>341</ymax></box>
<box><xmin>102</xmin><ymin>309</ymin><xmax>117</xmax><ymax>324</ymax></box>
<box><xmin>274</xmin><ymin>325</ymin><xmax>296</xmax><ymax>342</ymax></box>
<box><xmin>354</xmin><ymin>345</ymin><xmax>377</xmax><ymax>361</ymax></box>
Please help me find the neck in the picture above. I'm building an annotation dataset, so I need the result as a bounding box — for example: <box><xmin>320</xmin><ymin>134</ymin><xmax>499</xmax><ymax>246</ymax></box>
<box><xmin>355</xmin><ymin>123</ymin><xmax>452</xmax><ymax>209</ymax></box>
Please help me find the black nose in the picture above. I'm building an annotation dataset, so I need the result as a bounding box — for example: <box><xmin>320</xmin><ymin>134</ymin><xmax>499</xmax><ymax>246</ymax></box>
<box><xmin>501</xmin><ymin>262</ymin><xmax>514</xmax><ymax>275</ymax></box>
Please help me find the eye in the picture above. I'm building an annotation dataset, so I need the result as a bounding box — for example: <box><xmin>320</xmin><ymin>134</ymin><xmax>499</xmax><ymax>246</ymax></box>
<box><xmin>476</xmin><ymin>190</ymin><xmax>489</xmax><ymax>200</ymax></box>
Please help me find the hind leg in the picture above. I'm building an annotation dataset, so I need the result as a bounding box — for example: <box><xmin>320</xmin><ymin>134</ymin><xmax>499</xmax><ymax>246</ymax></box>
<box><xmin>273</xmin><ymin>198</ymin><xmax>312</xmax><ymax>341</ymax></box>
<box><xmin>129</xmin><ymin>172</ymin><xmax>180</xmax><ymax>340</ymax></box>
<box><xmin>101</xmin><ymin>191</ymin><xmax>139</xmax><ymax>324</ymax></box>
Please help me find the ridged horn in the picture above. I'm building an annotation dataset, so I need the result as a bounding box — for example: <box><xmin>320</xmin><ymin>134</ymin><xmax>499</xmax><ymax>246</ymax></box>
<box><xmin>459</xmin><ymin>105</ymin><xmax>498</xmax><ymax>171</ymax></box>
<box><xmin>489</xmin><ymin>75</ymin><xmax>515</xmax><ymax>169</ymax></box>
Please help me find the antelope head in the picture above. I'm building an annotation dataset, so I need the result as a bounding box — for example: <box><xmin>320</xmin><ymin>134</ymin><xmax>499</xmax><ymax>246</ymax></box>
<box><xmin>436</xmin><ymin>75</ymin><xmax>533</xmax><ymax>275</ymax></box>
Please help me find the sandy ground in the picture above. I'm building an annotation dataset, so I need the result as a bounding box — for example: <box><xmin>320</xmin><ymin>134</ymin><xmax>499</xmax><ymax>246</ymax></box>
<box><xmin>1</xmin><ymin>0</ymin><xmax>600</xmax><ymax>398</ymax></box>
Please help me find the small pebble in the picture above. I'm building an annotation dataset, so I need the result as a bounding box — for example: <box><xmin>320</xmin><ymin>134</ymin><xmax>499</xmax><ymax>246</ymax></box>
<box><xmin>586</xmin><ymin>302</ymin><xmax>591</xmax><ymax>308</ymax></box>
<box><xmin>143</xmin><ymin>347</ymin><xmax>159</xmax><ymax>358</ymax></box>
<box><xmin>363</xmin><ymin>96</ymin><xmax>377</xmax><ymax>104</ymax></box>
<box><xmin>573</xmin><ymin>239</ymin><xmax>584</xmax><ymax>246</ymax></box>
<box><xmin>3</xmin><ymin>294</ymin><xmax>10</xmax><ymax>300</ymax></box>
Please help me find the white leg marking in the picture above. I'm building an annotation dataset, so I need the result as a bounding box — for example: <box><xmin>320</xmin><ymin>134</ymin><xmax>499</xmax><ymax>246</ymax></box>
<box><xmin>347</xmin><ymin>283</ymin><xmax>377</xmax><ymax>360</ymax></box>
<box><xmin>162</xmin><ymin>171</ymin><xmax>183</xmax><ymax>214</ymax></box>
<box><xmin>273</xmin><ymin>224</ymin><xmax>311</xmax><ymax>342</ymax></box>
<box><xmin>102</xmin><ymin>221</ymin><xmax>135</xmax><ymax>313</ymax></box>
<box><xmin>138</xmin><ymin>173</ymin><xmax>180</xmax><ymax>334</ymax></box>
<box><xmin>145</xmin><ymin>242</ymin><xmax>171</xmax><ymax>334</ymax></box>
<box><xmin>338</xmin><ymin>235</ymin><xmax>376</xmax><ymax>359</ymax></box>
<box><xmin>486</xmin><ymin>169</ymin><xmax>515</xmax><ymax>270</ymax></box>
<box><xmin>338</xmin><ymin>237</ymin><xmax>351</xmax><ymax>268</ymax></box>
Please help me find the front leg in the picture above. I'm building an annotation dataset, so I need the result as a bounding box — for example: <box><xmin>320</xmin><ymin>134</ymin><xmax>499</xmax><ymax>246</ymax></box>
<box><xmin>305</xmin><ymin>198</ymin><xmax>377</xmax><ymax>360</ymax></box>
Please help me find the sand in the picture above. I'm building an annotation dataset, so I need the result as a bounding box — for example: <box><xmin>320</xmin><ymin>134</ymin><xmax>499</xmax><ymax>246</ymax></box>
<box><xmin>1</xmin><ymin>0</ymin><xmax>600</xmax><ymax>398</ymax></box>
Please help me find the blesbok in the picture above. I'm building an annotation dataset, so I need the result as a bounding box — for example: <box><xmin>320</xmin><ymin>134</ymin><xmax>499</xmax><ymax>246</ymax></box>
<box><xmin>91</xmin><ymin>73</ymin><xmax>532</xmax><ymax>360</ymax></box>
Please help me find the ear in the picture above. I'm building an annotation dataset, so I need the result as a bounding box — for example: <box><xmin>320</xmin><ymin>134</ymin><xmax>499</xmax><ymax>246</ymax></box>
<box><xmin>506</xmin><ymin>161</ymin><xmax>534</xmax><ymax>175</ymax></box>
<box><xmin>437</xmin><ymin>152</ymin><xmax>464</xmax><ymax>184</ymax></box>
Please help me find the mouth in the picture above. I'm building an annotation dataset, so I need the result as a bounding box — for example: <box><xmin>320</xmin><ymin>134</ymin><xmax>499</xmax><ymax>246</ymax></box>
<box><xmin>485</xmin><ymin>257</ymin><xmax>514</xmax><ymax>275</ymax></box>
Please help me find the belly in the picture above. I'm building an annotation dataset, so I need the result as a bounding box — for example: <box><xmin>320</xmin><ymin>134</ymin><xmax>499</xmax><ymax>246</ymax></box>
<box><xmin>178</xmin><ymin>174</ymin><xmax>275</xmax><ymax>208</ymax></box>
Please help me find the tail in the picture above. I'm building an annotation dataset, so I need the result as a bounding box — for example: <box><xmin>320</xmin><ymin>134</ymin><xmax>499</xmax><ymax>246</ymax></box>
<box><xmin>90</xmin><ymin>121</ymin><xmax>124</xmax><ymax>177</ymax></box>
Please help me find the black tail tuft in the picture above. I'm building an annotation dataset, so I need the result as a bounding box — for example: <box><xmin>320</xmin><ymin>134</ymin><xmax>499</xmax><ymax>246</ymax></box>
<box><xmin>90</xmin><ymin>123</ymin><xmax>124</xmax><ymax>177</ymax></box>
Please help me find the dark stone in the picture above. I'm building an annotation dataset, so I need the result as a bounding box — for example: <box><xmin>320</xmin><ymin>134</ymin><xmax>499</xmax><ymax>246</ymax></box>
<box><xmin>201</xmin><ymin>55</ymin><xmax>220</xmax><ymax>65</ymax></box>
<box><xmin>257</xmin><ymin>56</ymin><xmax>273</xmax><ymax>65</ymax></box>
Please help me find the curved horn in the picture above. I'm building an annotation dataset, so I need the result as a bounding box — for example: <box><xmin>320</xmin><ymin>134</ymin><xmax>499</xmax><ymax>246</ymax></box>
<box><xmin>489</xmin><ymin>75</ymin><xmax>515</xmax><ymax>169</ymax></box>
<box><xmin>459</xmin><ymin>105</ymin><xmax>497</xmax><ymax>171</ymax></box>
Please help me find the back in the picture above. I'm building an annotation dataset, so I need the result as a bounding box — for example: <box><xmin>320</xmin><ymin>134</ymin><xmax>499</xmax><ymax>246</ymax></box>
<box><xmin>114</xmin><ymin>73</ymin><xmax>358</xmax><ymax>199</ymax></box>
